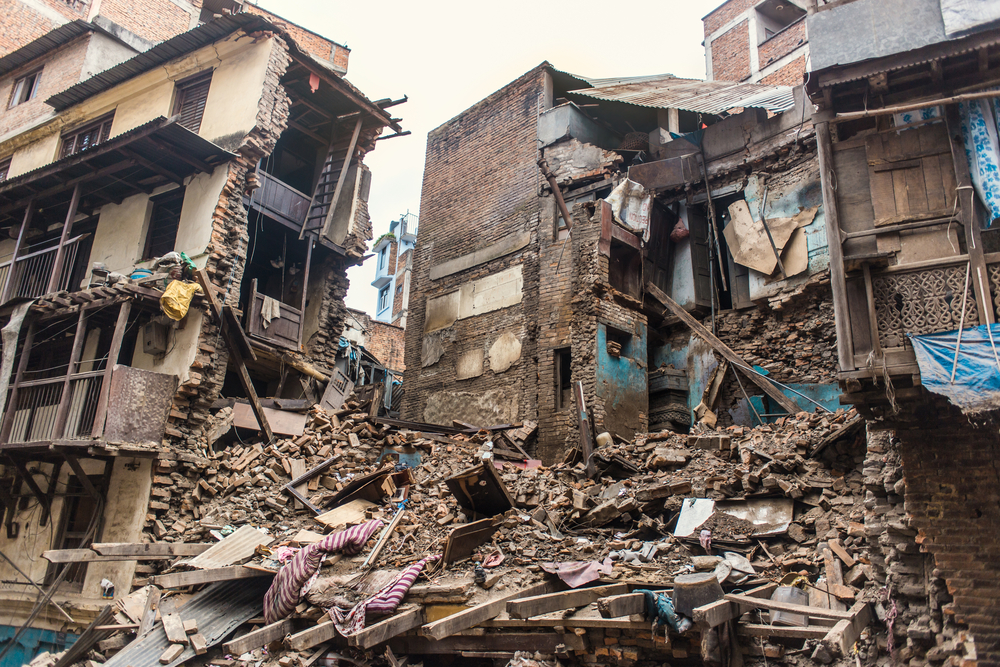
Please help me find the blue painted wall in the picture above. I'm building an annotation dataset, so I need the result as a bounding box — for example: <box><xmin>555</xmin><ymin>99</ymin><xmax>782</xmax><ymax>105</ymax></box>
<box><xmin>651</xmin><ymin>336</ymin><xmax>718</xmax><ymax>420</ymax></box>
<box><xmin>0</xmin><ymin>626</ymin><xmax>77</xmax><ymax>667</ymax></box>
<box><xmin>596</xmin><ymin>321</ymin><xmax>648</xmax><ymax>439</ymax></box>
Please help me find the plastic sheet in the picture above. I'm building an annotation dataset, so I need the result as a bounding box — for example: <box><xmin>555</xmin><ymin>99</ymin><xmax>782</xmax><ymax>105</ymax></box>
<box><xmin>159</xmin><ymin>279</ymin><xmax>203</xmax><ymax>321</ymax></box>
<box><xmin>909</xmin><ymin>324</ymin><xmax>1000</xmax><ymax>413</ymax></box>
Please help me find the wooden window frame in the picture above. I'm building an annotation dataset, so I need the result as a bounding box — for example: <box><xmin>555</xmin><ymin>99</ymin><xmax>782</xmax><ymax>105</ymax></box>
<box><xmin>172</xmin><ymin>70</ymin><xmax>213</xmax><ymax>133</ymax></box>
<box><xmin>554</xmin><ymin>347</ymin><xmax>572</xmax><ymax>411</ymax></box>
<box><xmin>9</xmin><ymin>68</ymin><xmax>42</xmax><ymax>108</ymax></box>
<box><xmin>143</xmin><ymin>187</ymin><xmax>185</xmax><ymax>261</ymax></box>
<box><xmin>0</xmin><ymin>157</ymin><xmax>11</xmax><ymax>182</ymax></box>
<box><xmin>44</xmin><ymin>464</ymin><xmax>112</xmax><ymax>590</ymax></box>
<box><xmin>61</xmin><ymin>113</ymin><xmax>114</xmax><ymax>158</ymax></box>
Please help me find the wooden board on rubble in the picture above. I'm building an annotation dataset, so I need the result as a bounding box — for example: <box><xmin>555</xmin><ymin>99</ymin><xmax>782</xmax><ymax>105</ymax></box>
<box><xmin>232</xmin><ymin>402</ymin><xmax>307</xmax><ymax>437</ymax></box>
<box><xmin>314</xmin><ymin>499</ymin><xmax>376</xmax><ymax>529</ymax></box>
<box><xmin>390</xmin><ymin>632</ymin><xmax>586</xmax><ymax>655</ymax></box>
<box><xmin>224</xmin><ymin>619</ymin><xmax>295</xmax><ymax>655</ymax></box>
<box><xmin>506</xmin><ymin>583</ymin><xmax>628</xmax><ymax>620</ymax></box>
<box><xmin>151</xmin><ymin>565</ymin><xmax>273</xmax><ymax>588</ymax></box>
<box><xmin>420</xmin><ymin>580</ymin><xmax>559</xmax><ymax>640</ymax></box>
<box><xmin>347</xmin><ymin>605</ymin><xmax>425</xmax><ymax>649</ymax></box>
<box><xmin>93</xmin><ymin>543</ymin><xmax>211</xmax><ymax>557</ymax></box>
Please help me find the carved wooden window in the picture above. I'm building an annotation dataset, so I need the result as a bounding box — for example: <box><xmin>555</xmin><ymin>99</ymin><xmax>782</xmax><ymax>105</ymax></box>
<box><xmin>61</xmin><ymin>114</ymin><xmax>114</xmax><ymax>158</ymax></box>
<box><xmin>865</xmin><ymin>121</ymin><xmax>957</xmax><ymax>227</ymax></box>
<box><xmin>173</xmin><ymin>71</ymin><xmax>213</xmax><ymax>133</ymax></box>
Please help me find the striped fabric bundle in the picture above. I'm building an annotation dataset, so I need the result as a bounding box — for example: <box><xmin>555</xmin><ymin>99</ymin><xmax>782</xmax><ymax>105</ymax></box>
<box><xmin>329</xmin><ymin>554</ymin><xmax>441</xmax><ymax>636</ymax></box>
<box><xmin>263</xmin><ymin>519</ymin><xmax>383</xmax><ymax>624</ymax></box>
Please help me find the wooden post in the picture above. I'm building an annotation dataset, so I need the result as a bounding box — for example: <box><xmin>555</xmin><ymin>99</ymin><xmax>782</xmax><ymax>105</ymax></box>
<box><xmin>944</xmin><ymin>104</ymin><xmax>994</xmax><ymax>324</ymax></box>
<box><xmin>574</xmin><ymin>381</ymin><xmax>597</xmax><ymax>478</ymax></box>
<box><xmin>195</xmin><ymin>269</ymin><xmax>275</xmax><ymax>444</ymax></box>
<box><xmin>297</xmin><ymin>236</ymin><xmax>313</xmax><ymax>348</ymax></box>
<box><xmin>538</xmin><ymin>158</ymin><xmax>574</xmax><ymax>231</ymax></box>
<box><xmin>53</xmin><ymin>310</ymin><xmax>88</xmax><ymax>438</ymax></box>
<box><xmin>815</xmin><ymin>121</ymin><xmax>855</xmax><ymax>371</ymax></box>
<box><xmin>47</xmin><ymin>184</ymin><xmax>81</xmax><ymax>294</ymax></box>
<box><xmin>1</xmin><ymin>202</ymin><xmax>33</xmax><ymax>302</ymax></box>
<box><xmin>90</xmin><ymin>301</ymin><xmax>131</xmax><ymax>438</ymax></box>
<box><xmin>0</xmin><ymin>320</ymin><xmax>36</xmax><ymax>443</ymax></box>
<box><xmin>320</xmin><ymin>115</ymin><xmax>364</xmax><ymax>241</ymax></box>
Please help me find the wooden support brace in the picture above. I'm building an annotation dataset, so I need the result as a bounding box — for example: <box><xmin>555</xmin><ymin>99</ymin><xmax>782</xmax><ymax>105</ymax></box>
<box><xmin>420</xmin><ymin>580</ymin><xmax>559</xmax><ymax>640</ymax></box>
<box><xmin>348</xmin><ymin>606</ymin><xmax>424</xmax><ymax>649</ymax></box>
<box><xmin>507</xmin><ymin>583</ymin><xmax>628</xmax><ymax>620</ymax></box>
<box><xmin>224</xmin><ymin>619</ymin><xmax>295</xmax><ymax>654</ymax></box>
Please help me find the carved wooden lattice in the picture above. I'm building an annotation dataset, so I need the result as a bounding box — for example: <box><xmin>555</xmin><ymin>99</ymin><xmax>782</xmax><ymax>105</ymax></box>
<box><xmin>988</xmin><ymin>263</ymin><xmax>1000</xmax><ymax>319</ymax></box>
<box><xmin>872</xmin><ymin>266</ymin><xmax>979</xmax><ymax>348</ymax></box>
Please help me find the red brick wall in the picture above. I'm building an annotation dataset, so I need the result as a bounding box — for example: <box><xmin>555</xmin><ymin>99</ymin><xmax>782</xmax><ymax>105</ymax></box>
<box><xmin>98</xmin><ymin>0</ymin><xmax>194</xmax><ymax>43</ymax></box>
<box><xmin>703</xmin><ymin>0</ymin><xmax>757</xmax><ymax>36</ymax></box>
<box><xmin>759</xmin><ymin>55</ymin><xmax>806</xmax><ymax>87</ymax></box>
<box><xmin>758</xmin><ymin>18</ymin><xmax>806</xmax><ymax>70</ymax></box>
<box><xmin>900</xmin><ymin>418</ymin><xmax>1000</xmax><ymax>666</ymax></box>
<box><xmin>0</xmin><ymin>35</ymin><xmax>88</xmax><ymax>138</ymax></box>
<box><xmin>711</xmin><ymin>21</ymin><xmax>752</xmax><ymax>82</ymax></box>
<box><xmin>391</xmin><ymin>248</ymin><xmax>411</xmax><ymax>320</ymax></box>
<box><xmin>0</xmin><ymin>0</ymin><xmax>81</xmax><ymax>55</ymax></box>
<box><xmin>367</xmin><ymin>319</ymin><xmax>405</xmax><ymax>371</ymax></box>
<box><xmin>244</xmin><ymin>5</ymin><xmax>348</xmax><ymax>70</ymax></box>
<box><xmin>402</xmin><ymin>64</ymin><xmax>545</xmax><ymax>434</ymax></box>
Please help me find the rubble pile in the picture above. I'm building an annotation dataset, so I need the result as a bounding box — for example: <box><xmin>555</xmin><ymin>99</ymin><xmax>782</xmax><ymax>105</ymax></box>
<box><xmin>61</xmin><ymin>401</ymin><xmax>881</xmax><ymax>667</ymax></box>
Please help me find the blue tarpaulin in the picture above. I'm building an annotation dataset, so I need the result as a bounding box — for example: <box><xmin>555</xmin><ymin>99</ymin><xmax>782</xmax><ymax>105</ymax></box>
<box><xmin>909</xmin><ymin>324</ymin><xmax>1000</xmax><ymax>413</ymax></box>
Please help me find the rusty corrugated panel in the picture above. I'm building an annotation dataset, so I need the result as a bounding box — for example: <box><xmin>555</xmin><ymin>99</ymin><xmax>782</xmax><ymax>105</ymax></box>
<box><xmin>565</xmin><ymin>75</ymin><xmax>796</xmax><ymax>115</ymax></box>
<box><xmin>181</xmin><ymin>525</ymin><xmax>270</xmax><ymax>569</ymax></box>
<box><xmin>102</xmin><ymin>578</ymin><xmax>272</xmax><ymax>667</ymax></box>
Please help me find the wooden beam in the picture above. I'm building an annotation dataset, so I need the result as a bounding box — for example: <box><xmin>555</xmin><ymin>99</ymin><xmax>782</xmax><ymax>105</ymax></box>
<box><xmin>137</xmin><ymin>586</ymin><xmax>161</xmax><ymax>637</ymax></box>
<box><xmin>597</xmin><ymin>592</ymin><xmax>646</xmax><ymax>618</ymax></box>
<box><xmin>0</xmin><ymin>161</ymin><xmax>135</xmax><ymax>217</ymax></box>
<box><xmin>420</xmin><ymin>580</ymin><xmax>559</xmax><ymax>640</ymax></box>
<box><xmin>288</xmin><ymin>119</ymin><xmax>328</xmax><ymax>145</ymax></box>
<box><xmin>147</xmin><ymin>137</ymin><xmax>212</xmax><ymax>173</ymax></box>
<box><xmin>195</xmin><ymin>269</ymin><xmax>274</xmax><ymax>444</ymax></box>
<box><xmin>835</xmin><ymin>89</ymin><xmax>1000</xmax><ymax>123</ymax></box>
<box><xmin>822</xmin><ymin>601</ymin><xmax>872</xmax><ymax>657</ymax></box>
<box><xmin>0</xmin><ymin>201</ymin><xmax>33</xmax><ymax>302</ymax></box>
<box><xmin>538</xmin><ymin>158</ymin><xmax>574</xmax><ymax>231</ymax></box>
<box><xmin>320</xmin><ymin>115</ymin><xmax>363</xmax><ymax>240</ymax></box>
<box><xmin>507</xmin><ymin>583</ymin><xmax>628</xmax><ymax>620</ymax></box>
<box><xmin>286</xmin><ymin>620</ymin><xmax>336</xmax><ymax>651</ymax></box>
<box><xmin>47</xmin><ymin>183</ymin><xmax>81</xmax><ymax>294</ymax></box>
<box><xmin>120</xmin><ymin>147</ymin><xmax>185</xmax><ymax>184</ymax></box>
<box><xmin>645</xmin><ymin>283</ymin><xmax>801</xmax><ymax>414</ymax></box>
<box><xmin>90</xmin><ymin>301</ymin><xmax>131</xmax><ymax>438</ymax></box>
<box><xmin>573</xmin><ymin>381</ymin><xmax>597</xmax><ymax>478</ymax></box>
<box><xmin>738</xmin><ymin>624</ymin><xmax>830</xmax><ymax>639</ymax></box>
<box><xmin>92</xmin><ymin>542</ymin><xmax>211</xmax><ymax>557</ymax></box>
<box><xmin>348</xmin><ymin>606</ymin><xmax>424</xmax><ymax>649</ymax></box>
<box><xmin>224</xmin><ymin>619</ymin><xmax>294</xmax><ymax>654</ymax></box>
<box><xmin>151</xmin><ymin>565</ymin><xmax>272</xmax><ymax>588</ymax></box>
<box><xmin>725</xmin><ymin>593</ymin><xmax>854</xmax><ymax>620</ymax></box>
<box><xmin>391</xmin><ymin>632</ymin><xmax>585</xmax><ymax>655</ymax></box>
<box><xmin>0</xmin><ymin>320</ymin><xmax>35</xmax><ymax>444</ymax></box>
<box><xmin>693</xmin><ymin>583</ymin><xmax>777</xmax><ymax>628</ymax></box>
<box><xmin>42</xmin><ymin>549</ymin><xmax>178</xmax><ymax>563</ymax></box>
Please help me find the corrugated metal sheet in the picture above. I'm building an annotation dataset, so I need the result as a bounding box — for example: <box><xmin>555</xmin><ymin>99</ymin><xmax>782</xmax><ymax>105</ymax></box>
<box><xmin>565</xmin><ymin>75</ymin><xmax>796</xmax><ymax>115</ymax></box>
<box><xmin>102</xmin><ymin>578</ymin><xmax>272</xmax><ymax>667</ymax></box>
<box><xmin>182</xmin><ymin>525</ymin><xmax>270</xmax><ymax>569</ymax></box>
<box><xmin>0</xmin><ymin>21</ymin><xmax>94</xmax><ymax>78</ymax></box>
<box><xmin>47</xmin><ymin>14</ymin><xmax>272</xmax><ymax>111</ymax></box>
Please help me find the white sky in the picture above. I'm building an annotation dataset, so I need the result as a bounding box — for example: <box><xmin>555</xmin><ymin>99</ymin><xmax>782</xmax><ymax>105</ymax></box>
<box><xmin>255</xmin><ymin>0</ymin><xmax>724</xmax><ymax>316</ymax></box>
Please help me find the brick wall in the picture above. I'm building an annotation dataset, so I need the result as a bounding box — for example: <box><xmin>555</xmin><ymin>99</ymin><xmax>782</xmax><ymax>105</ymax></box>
<box><xmin>391</xmin><ymin>247</ymin><xmax>411</xmax><ymax>321</ymax></box>
<box><xmin>703</xmin><ymin>0</ymin><xmax>757</xmax><ymax>36</ymax></box>
<box><xmin>402</xmin><ymin>64</ymin><xmax>546</xmax><ymax>436</ymax></box>
<box><xmin>0</xmin><ymin>0</ymin><xmax>78</xmax><ymax>55</ymax></box>
<box><xmin>346</xmin><ymin>309</ymin><xmax>405</xmax><ymax>371</ymax></box>
<box><xmin>98</xmin><ymin>0</ymin><xmax>194</xmax><ymax>43</ymax></box>
<box><xmin>760</xmin><ymin>54</ymin><xmax>807</xmax><ymax>87</ymax></box>
<box><xmin>244</xmin><ymin>4</ymin><xmax>348</xmax><ymax>70</ymax></box>
<box><xmin>898</xmin><ymin>411</ymin><xmax>1000</xmax><ymax>667</ymax></box>
<box><xmin>758</xmin><ymin>18</ymin><xmax>806</xmax><ymax>70</ymax></box>
<box><xmin>711</xmin><ymin>21</ymin><xmax>752</xmax><ymax>82</ymax></box>
<box><xmin>0</xmin><ymin>35</ymin><xmax>88</xmax><ymax>139</ymax></box>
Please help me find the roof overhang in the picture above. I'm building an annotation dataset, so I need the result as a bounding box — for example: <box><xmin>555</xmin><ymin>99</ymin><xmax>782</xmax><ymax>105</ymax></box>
<box><xmin>0</xmin><ymin>116</ymin><xmax>235</xmax><ymax>227</ymax></box>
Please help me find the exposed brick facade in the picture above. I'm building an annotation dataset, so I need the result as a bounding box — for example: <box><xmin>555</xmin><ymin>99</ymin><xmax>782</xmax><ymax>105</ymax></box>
<box><xmin>391</xmin><ymin>247</ymin><xmax>411</xmax><ymax>323</ymax></box>
<box><xmin>703</xmin><ymin>0</ymin><xmax>757</xmax><ymax>36</ymax></box>
<box><xmin>0</xmin><ymin>35</ymin><xmax>88</xmax><ymax>138</ymax></box>
<box><xmin>98</xmin><ymin>0</ymin><xmax>194</xmax><ymax>43</ymax></box>
<box><xmin>244</xmin><ymin>4</ymin><xmax>348</xmax><ymax>70</ymax></box>
<box><xmin>346</xmin><ymin>308</ymin><xmax>405</xmax><ymax>371</ymax></box>
<box><xmin>758</xmin><ymin>17</ymin><xmax>806</xmax><ymax>69</ymax></box>
<box><xmin>760</xmin><ymin>54</ymin><xmax>807</xmax><ymax>87</ymax></box>
<box><xmin>711</xmin><ymin>20</ymin><xmax>752</xmax><ymax>83</ymax></box>
<box><xmin>0</xmin><ymin>0</ymin><xmax>78</xmax><ymax>54</ymax></box>
<box><xmin>402</xmin><ymin>64</ymin><xmax>545</xmax><ymax>439</ymax></box>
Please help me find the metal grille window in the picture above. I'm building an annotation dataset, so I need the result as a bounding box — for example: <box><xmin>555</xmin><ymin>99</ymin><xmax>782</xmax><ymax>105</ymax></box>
<box><xmin>9</xmin><ymin>69</ymin><xmax>42</xmax><ymax>108</ymax></box>
<box><xmin>61</xmin><ymin>114</ymin><xmax>114</xmax><ymax>158</ymax></box>
<box><xmin>144</xmin><ymin>188</ymin><xmax>185</xmax><ymax>260</ymax></box>
<box><xmin>174</xmin><ymin>71</ymin><xmax>213</xmax><ymax>133</ymax></box>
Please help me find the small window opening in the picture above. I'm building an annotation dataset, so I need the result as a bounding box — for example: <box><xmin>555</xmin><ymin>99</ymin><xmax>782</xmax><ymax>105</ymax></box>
<box><xmin>174</xmin><ymin>71</ymin><xmax>213</xmax><ymax>133</ymax></box>
<box><xmin>144</xmin><ymin>188</ymin><xmax>185</xmax><ymax>260</ymax></box>
<box><xmin>61</xmin><ymin>114</ymin><xmax>114</xmax><ymax>158</ymax></box>
<box><xmin>0</xmin><ymin>157</ymin><xmax>11</xmax><ymax>181</ymax></box>
<box><xmin>46</xmin><ymin>469</ymin><xmax>107</xmax><ymax>589</ymax></box>
<box><xmin>555</xmin><ymin>348</ymin><xmax>572</xmax><ymax>410</ymax></box>
<box><xmin>605</xmin><ymin>325</ymin><xmax>633</xmax><ymax>359</ymax></box>
<box><xmin>378</xmin><ymin>285</ymin><xmax>390</xmax><ymax>311</ymax></box>
<box><xmin>9</xmin><ymin>69</ymin><xmax>42</xmax><ymax>108</ymax></box>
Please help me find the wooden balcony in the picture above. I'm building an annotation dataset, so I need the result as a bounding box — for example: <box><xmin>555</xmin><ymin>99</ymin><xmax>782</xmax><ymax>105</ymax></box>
<box><xmin>247</xmin><ymin>170</ymin><xmax>311</xmax><ymax>232</ymax></box>
<box><xmin>0</xmin><ymin>234</ymin><xmax>87</xmax><ymax>303</ymax></box>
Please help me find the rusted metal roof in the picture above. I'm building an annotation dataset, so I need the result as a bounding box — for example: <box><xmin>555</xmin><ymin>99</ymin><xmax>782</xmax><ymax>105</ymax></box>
<box><xmin>102</xmin><ymin>578</ymin><xmax>272</xmax><ymax>667</ymax></box>
<box><xmin>564</xmin><ymin>74</ymin><xmax>797</xmax><ymax>115</ymax></box>
<box><xmin>182</xmin><ymin>525</ymin><xmax>270</xmax><ymax>569</ymax></box>
<box><xmin>0</xmin><ymin>21</ymin><xmax>94</xmax><ymax>78</ymax></box>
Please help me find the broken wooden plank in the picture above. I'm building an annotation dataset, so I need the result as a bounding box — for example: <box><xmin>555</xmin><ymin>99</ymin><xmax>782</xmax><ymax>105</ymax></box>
<box><xmin>287</xmin><ymin>621</ymin><xmax>336</xmax><ymax>651</ymax></box>
<box><xmin>52</xmin><ymin>605</ymin><xmax>114</xmax><ymax>667</ymax></box>
<box><xmin>822</xmin><ymin>546</ymin><xmax>848</xmax><ymax>612</ymax></box>
<box><xmin>694</xmin><ymin>583</ymin><xmax>777</xmax><ymax>628</ymax></box>
<box><xmin>151</xmin><ymin>565</ymin><xmax>273</xmax><ymax>588</ymax></box>
<box><xmin>159</xmin><ymin>597</ymin><xmax>189</xmax><ymax>645</ymax></box>
<box><xmin>314</xmin><ymin>499</ymin><xmax>376</xmax><ymax>529</ymax></box>
<box><xmin>737</xmin><ymin>624</ymin><xmax>830</xmax><ymax>639</ymax></box>
<box><xmin>224</xmin><ymin>619</ymin><xmax>295</xmax><ymax>655</ymax></box>
<box><xmin>92</xmin><ymin>543</ymin><xmax>211</xmax><ymax>557</ymax></box>
<box><xmin>597</xmin><ymin>592</ymin><xmax>646</xmax><ymax>618</ymax></box>
<box><xmin>159</xmin><ymin>644</ymin><xmax>184</xmax><ymax>664</ymax></box>
<box><xmin>137</xmin><ymin>586</ymin><xmax>161</xmax><ymax>637</ymax></box>
<box><xmin>828</xmin><ymin>539</ymin><xmax>857</xmax><ymax>569</ymax></box>
<box><xmin>725</xmin><ymin>593</ymin><xmax>854</xmax><ymax>620</ymax></box>
<box><xmin>42</xmin><ymin>549</ymin><xmax>173</xmax><ymax>563</ymax></box>
<box><xmin>507</xmin><ymin>583</ymin><xmax>628</xmax><ymax>620</ymax></box>
<box><xmin>348</xmin><ymin>606</ymin><xmax>424</xmax><ymax>649</ymax></box>
<box><xmin>190</xmin><ymin>633</ymin><xmax>208</xmax><ymax>655</ymax></box>
<box><xmin>391</xmin><ymin>632</ymin><xmax>585</xmax><ymax>655</ymax></box>
<box><xmin>645</xmin><ymin>282</ymin><xmax>801</xmax><ymax>414</ymax></box>
<box><xmin>822</xmin><ymin>601</ymin><xmax>872</xmax><ymax>657</ymax></box>
<box><xmin>420</xmin><ymin>581</ymin><xmax>559</xmax><ymax>640</ymax></box>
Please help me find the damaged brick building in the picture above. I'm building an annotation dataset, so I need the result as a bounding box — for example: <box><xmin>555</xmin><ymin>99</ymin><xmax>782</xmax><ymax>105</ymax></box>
<box><xmin>0</xmin><ymin>3</ymin><xmax>404</xmax><ymax>657</ymax></box>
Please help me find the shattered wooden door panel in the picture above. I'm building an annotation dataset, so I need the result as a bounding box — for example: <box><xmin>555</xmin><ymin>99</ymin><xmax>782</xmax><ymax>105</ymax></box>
<box><xmin>687</xmin><ymin>207</ymin><xmax>713</xmax><ymax>309</ymax></box>
<box><xmin>865</xmin><ymin>123</ymin><xmax>956</xmax><ymax>227</ymax></box>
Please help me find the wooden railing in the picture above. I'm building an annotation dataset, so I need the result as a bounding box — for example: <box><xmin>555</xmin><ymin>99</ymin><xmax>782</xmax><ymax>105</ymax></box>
<box><xmin>2</xmin><ymin>371</ymin><xmax>105</xmax><ymax>444</ymax></box>
<box><xmin>247</xmin><ymin>171</ymin><xmax>312</xmax><ymax>231</ymax></box>
<box><xmin>0</xmin><ymin>234</ymin><xmax>86</xmax><ymax>302</ymax></box>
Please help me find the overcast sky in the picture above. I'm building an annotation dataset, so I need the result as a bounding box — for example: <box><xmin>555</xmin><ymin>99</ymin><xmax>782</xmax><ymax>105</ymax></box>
<box><xmin>254</xmin><ymin>0</ymin><xmax>724</xmax><ymax>316</ymax></box>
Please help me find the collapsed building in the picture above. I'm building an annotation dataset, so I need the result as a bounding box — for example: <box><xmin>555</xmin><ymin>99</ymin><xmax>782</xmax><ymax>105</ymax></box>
<box><xmin>2</xmin><ymin>0</ymin><xmax>999</xmax><ymax>666</ymax></box>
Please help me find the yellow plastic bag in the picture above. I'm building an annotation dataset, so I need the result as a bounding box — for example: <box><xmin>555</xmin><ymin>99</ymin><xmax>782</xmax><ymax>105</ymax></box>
<box><xmin>160</xmin><ymin>279</ymin><xmax>203</xmax><ymax>321</ymax></box>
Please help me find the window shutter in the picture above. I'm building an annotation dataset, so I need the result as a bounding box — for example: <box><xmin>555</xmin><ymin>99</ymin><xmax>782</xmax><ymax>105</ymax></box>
<box><xmin>176</xmin><ymin>73</ymin><xmax>212</xmax><ymax>133</ymax></box>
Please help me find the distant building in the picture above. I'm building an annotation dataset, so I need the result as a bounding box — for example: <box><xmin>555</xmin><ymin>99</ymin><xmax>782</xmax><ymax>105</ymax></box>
<box><xmin>371</xmin><ymin>211</ymin><xmax>417</xmax><ymax>326</ymax></box>
<box><xmin>702</xmin><ymin>0</ymin><xmax>808</xmax><ymax>86</ymax></box>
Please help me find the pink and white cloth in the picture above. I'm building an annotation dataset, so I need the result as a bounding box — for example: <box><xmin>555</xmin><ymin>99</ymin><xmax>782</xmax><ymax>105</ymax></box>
<box><xmin>328</xmin><ymin>554</ymin><xmax>440</xmax><ymax>637</ymax></box>
<box><xmin>263</xmin><ymin>519</ymin><xmax>383</xmax><ymax>623</ymax></box>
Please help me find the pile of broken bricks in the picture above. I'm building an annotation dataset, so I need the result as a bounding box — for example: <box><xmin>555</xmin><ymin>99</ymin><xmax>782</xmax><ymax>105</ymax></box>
<box><xmin>40</xmin><ymin>402</ymin><xmax>883</xmax><ymax>667</ymax></box>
